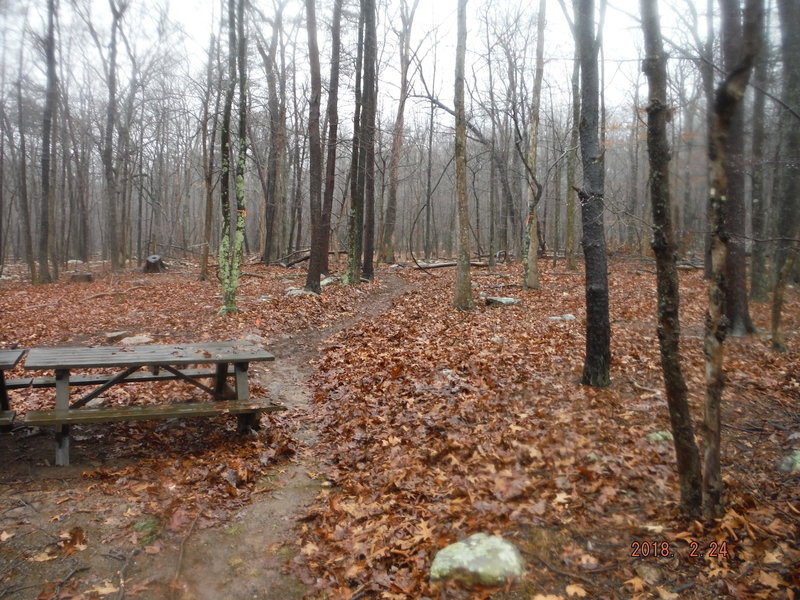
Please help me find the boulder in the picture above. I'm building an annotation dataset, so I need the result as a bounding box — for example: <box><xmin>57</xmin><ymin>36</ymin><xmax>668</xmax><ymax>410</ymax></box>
<box><xmin>430</xmin><ymin>533</ymin><xmax>524</xmax><ymax>588</ymax></box>
<box><xmin>104</xmin><ymin>331</ymin><xmax>131</xmax><ymax>343</ymax></box>
<box><xmin>320</xmin><ymin>276</ymin><xmax>338</xmax><ymax>287</ymax></box>
<box><xmin>646</xmin><ymin>430</ymin><xmax>673</xmax><ymax>444</ymax></box>
<box><xmin>286</xmin><ymin>288</ymin><xmax>320</xmax><ymax>297</ymax></box>
<box><xmin>548</xmin><ymin>314</ymin><xmax>576</xmax><ymax>321</ymax></box>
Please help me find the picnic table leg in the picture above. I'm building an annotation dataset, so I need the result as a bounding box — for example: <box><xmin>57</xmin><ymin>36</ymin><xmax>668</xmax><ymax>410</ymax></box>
<box><xmin>233</xmin><ymin>362</ymin><xmax>257</xmax><ymax>432</ymax></box>
<box><xmin>54</xmin><ymin>369</ymin><xmax>71</xmax><ymax>466</ymax></box>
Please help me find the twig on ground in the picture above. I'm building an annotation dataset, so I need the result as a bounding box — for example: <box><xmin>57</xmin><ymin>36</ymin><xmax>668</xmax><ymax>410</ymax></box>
<box><xmin>170</xmin><ymin>513</ymin><xmax>200</xmax><ymax>600</ymax></box>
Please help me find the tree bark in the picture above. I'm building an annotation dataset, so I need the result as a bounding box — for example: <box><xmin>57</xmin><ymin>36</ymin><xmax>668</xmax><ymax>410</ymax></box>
<box><xmin>522</xmin><ymin>0</ymin><xmax>546</xmax><ymax>290</ymax></box>
<box><xmin>453</xmin><ymin>0</ymin><xmax>474</xmax><ymax>310</ymax></box>
<box><xmin>38</xmin><ymin>0</ymin><xmax>57</xmax><ymax>283</ymax></box>
<box><xmin>720</xmin><ymin>0</ymin><xmax>756</xmax><ymax>335</ymax></box>
<box><xmin>361</xmin><ymin>0</ymin><xmax>378</xmax><ymax>281</ymax></box>
<box><xmin>703</xmin><ymin>0</ymin><xmax>762</xmax><ymax>519</ymax></box>
<box><xmin>379</xmin><ymin>0</ymin><xmax>419</xmax><ymax>264</ymax></box>
<box><xmin>303</xmin><ymin>0</ymin><xmax>323</xmax><ymax>293</ymax></box>
<box><xmin>575</xmin><ymin>0</ymin><xmax>611</xmax><ymax>387</ymax></box>
<box><xmin>640</xmin><ymin>0</ymin><xmax>703</xmax><ymax>518</ymax></box>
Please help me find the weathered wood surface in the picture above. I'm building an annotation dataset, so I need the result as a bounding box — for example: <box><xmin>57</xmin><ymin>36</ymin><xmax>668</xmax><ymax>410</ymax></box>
<box><xmin>0</xmin><ymin>349</ymin><xmax>25</xmax><ymax>370</ymax></box>
<box><xmin>24</xmin><ymin>399</ymin><xmax>285</xmax><ymax>426</ymax></box>
<box><xmin>24</xmin><ymin>341</ymin><xmax>274</xmax><ymax>370</ymax></box>
<box><xmin>6</xmin><ymin>368</ymin><xmax>217</xmax><ymax>389</ymax></box>
<box><xmin>0</xmin><ymin>410</ymin><xmax>15</xmax><ymax>427</ymax></box>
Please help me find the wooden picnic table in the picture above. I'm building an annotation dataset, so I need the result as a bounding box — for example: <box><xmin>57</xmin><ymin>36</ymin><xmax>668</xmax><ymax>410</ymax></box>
<box><xmin>16</xmin><ymin>340</ymin><xmax>278</xmax><ymax>466</ymax></box>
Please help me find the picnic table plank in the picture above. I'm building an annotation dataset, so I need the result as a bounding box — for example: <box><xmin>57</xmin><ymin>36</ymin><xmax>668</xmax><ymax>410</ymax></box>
<box><xmin>0</xmin><ymin>349</ymin><xmax>25</xmax><ymax>412</ymax></box>
<box><xmin>24</xmin><ymin>341</ymin><xmax>274</xmax><ymax>370</ymax></box>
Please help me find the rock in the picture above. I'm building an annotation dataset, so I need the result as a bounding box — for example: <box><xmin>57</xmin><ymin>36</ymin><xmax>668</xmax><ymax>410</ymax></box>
<box><xmin>320</xmin><ymin>276</ymin><xmax>338</xmax><ymax>287</ymax></box>
<box><xmin>286</xmin><ymin>288</ymin><xmax>320</xmax><ymax>297</ymax></box>
<box><xmin>104</xmin><ymin>331</ymin><xmax>131</xmax><ymax>343</ymax></box>
<box><xmin>490</xmin><ymin>336</ymin><xmax>505</xmax><ymax>343</ymax></box>
<box><xmin>646</xmin><ymin>430</ymin><xmax>674</xmax><ymax>444</ymax></box>
<box><xmin>777</xmin><ymin>450</ymin><xmax>800</xmax><ymax>473</ymax></box>
<box><xmin>430</xmin><ymin>533</ymin><xmax>524</xmax><ymax>588</ymax></box>
<box><xmin>257</xmin><ymin>295</ymin><xmax>274</xmax><ymax>302</ymax></box>
<box><xmin>85</xmin><ymin>397</ymin><xmax>107</xmax><ymax>409</ymax></box>
<box><xmin>485</xmin><ymin>297</ymin><xmax>521</xmax><ymax>307</ymax></box>
<box><xmin>119</xmin><ymin>335</ymin><xmax>154</xmax><ymax>345</ymax></box>
<box><xmin>243</xmin><ymin>333</ymin><xmax>267</xmax><ymax>344</ymax></box>
<box><xmin>548</xmin><ymin>314</ymin><xmax>576</xmax><ymax>321</ymax></box>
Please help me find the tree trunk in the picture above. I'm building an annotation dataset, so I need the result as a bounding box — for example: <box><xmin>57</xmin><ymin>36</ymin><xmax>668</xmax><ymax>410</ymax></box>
<box><xmin>703</xmin><ymin>0</ymin><xmax>762</xmax><ymax>519</ymax></box>
<box><xmin>522</xmin><ymin>0</ymin><xmax>546</xmax><ymax>290</ymax></box>
<box><xmin>361</xmin><ymin>0</ymin><xmax>377</xmax><ymax>281</ymax></box>
<box><xmin>775</xmin><ymin>0</ymin><xmax>800</xmax><ymax>285</ymax></box>
<box><xmin>640</xmin><ymin>0</ymin><xmax>703</xmax><ymax>518</ymax></box>
<box><xmin>453</xmin><ymin>0</ymin><xmax>474</xmax><ymax>310</ymax></box>
<box><xmin>38</xmin><ymin>0</ymin><xmax>57</xmax><ymax>283</ymax></box>
<box><xmin>720</xmin><ymin>0</ymin><xmax>756</xmax><ymax>336</ymax></box>
<box><xmin>345</xmin><ymin>9</ymin><xmax>365</xmax><ymax>285</ymax></box>
<box><xmin>575</xmin><ymin>0</ymin><xmax>611</xmax><ymax>387</ymax></box>
<box><xmin>379</xmin><ymin>0</ymin><xmax>419</xmax><ymax>265</ymax></box>
<box><xmin>304</xmin><ymin>0</ymin><xmax>323</xmax><ymax>294</ymax></box>
<box><xmin>749</xmin><ymin>12</ymin><xmax>769</xmax><ymax>302</ymax></box>
<box><xmin>566</xmin><ymin>45</ymin><xmax>579</xmax><ymax>271</ymax></box>
<box><xmin>320</xmin><ymin>0</ymin><xmax>344</xmax><ymax>275</ymax></box>
<box><xmin>200</xmin><ymin>34</ymin><xmax>220</xmax><ymax>282</ymax></box>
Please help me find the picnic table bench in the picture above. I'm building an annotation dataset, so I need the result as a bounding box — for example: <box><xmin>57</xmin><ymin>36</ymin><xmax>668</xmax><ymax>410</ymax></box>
<box><xmin>4</xmin><ymin>341</ymin><xmax>281</xmax><ymax>466</ymax></box>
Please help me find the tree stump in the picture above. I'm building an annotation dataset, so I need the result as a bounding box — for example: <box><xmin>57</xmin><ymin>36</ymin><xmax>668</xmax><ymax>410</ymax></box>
<box><xmin>70</xmin><ymin>272</ymin><xmax>93</xmax><ymax>283</ymax></box>
<box><xmin>143</xmin><ymin>255</ymin><xmax>166</xmax><ymax>273</ymax></box>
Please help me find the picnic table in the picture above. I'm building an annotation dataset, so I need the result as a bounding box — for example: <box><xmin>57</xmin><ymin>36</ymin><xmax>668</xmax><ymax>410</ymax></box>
<box><xmin>5</xmin><ymin>341</ymin><xmax>279</xmax><ymax>466</ymax></box>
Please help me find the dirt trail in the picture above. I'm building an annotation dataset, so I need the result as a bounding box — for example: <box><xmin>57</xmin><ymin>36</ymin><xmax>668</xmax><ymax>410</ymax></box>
<box><xmin>145</xmin><ymin>274</ymin><xmax>411</xmax><ymax>599</ymax></box>
<box><xmin>0</xmin><ymin>274</ymin><xmax>411</xmax><ymax>600</ymax></box>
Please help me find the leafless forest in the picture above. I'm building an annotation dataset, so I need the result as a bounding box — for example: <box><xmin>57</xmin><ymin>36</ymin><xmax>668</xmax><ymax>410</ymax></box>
<box><xmin>0</xmin><ymin>0</ymin><xmax>795</xmax><ymax>293</ymax></box>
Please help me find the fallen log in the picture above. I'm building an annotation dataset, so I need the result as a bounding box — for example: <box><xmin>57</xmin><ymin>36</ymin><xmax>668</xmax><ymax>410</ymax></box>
<box><xmin>415</xmin><ymin>261</ymin><xmax>489</xmax><ymax>270</ymax></box>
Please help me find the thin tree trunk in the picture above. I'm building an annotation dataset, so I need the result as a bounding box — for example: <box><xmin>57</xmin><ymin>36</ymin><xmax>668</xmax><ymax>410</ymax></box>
<box><xmin>39</xmin><ymin>0</ymin><xmax>57</xmax><ymax>283</ymax></box>
<box><xmin>703</xmin><ymin>0</ymin><xmax>762</xmax><ymax>519</ymax></box>
<box><xmin>640</xmin><ymin>0</ymin><xmax>703</xmax><ymax>518</ymax></box>
<box><xmin>523</xmin><ymin>0</ymin><xmax>547</xmax><ymax>290</ymax></box>
<box><xmin>361</xmin><ymin>0</ymin><xmax>377</xmax><ymax>281</ymax></box>
<box><xmin>345</xmin><ymin>9</ymin><xmax>365</xmax><ymax>284</ymax></box>
<box><xmin>303</xmin><ymin>0</ymin><xmax>323</xmax><ymax>293</ymax></box>
<box><xmin>575</xmin><ymin>0</ymin><xmax>611</xmax><ymax>387</ymax></box>
<box><xmin>566</xmin><ymin>45</ymin><xmax>579</xmax><ymax>271</ymax></box>
<box><xmin>453</xmin><ymin>0</ymin><xmax>474</xmax><ymax>310</ymax></box>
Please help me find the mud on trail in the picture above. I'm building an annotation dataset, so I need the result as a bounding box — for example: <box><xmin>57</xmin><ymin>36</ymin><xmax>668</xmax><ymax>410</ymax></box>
<box><xmin>0</xmin><ymin>271</ymin><xmax>412</xmax><ymax>600</ymax></box>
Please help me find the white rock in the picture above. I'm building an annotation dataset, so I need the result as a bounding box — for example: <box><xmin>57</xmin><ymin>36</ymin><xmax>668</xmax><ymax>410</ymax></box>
<box><xmin>430</xmin><ymin>533</ymin><xmax>524</xmax><ymax>588</ymax></box>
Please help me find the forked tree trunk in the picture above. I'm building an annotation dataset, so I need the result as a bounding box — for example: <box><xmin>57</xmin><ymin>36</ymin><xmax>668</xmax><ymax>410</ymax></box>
<box><xmin>640</xmin><ymin>0</ymin><xmax>703</xmax><ymax>518</ymax></box>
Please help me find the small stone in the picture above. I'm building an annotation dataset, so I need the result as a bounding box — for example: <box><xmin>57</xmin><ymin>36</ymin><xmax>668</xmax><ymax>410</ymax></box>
<box><xmin>485</xmin><ymin>297</ymin><xmax>520</xmax><ymax>307</ymax></box>
<box><xmin>430</xmin><ymin>533</ymin><xmax>524</xmax><ymax>588</ymax></box>
<box><xmin>646</xmin><ymin>430</ymin><xmax>673</xmax><ymax>444</ymax></box>
<box><xmin>286</xmin><ymin>288</ymin><xmax>320</xmax><ymax>297</ymax></box>
<box><xmin>104</xmin><ymin>331</ymin><xmax>131</xmax><ymax>343</ymax></box>
<box><xmin>490</xmin><ymin>336</ymin><xmax>505</xmax><ymax>344</ymax></box>
<box><xmin>548</xmin><ymin>314</ymin><xmax>576</xmax><ymax>321</ymax></box>
<box><xmin>86</xmin><ymin>397</ymin><xmax>107</xmax><ymax>408</ymax></box>
<box><xmin>257</xmin><ymin>295</ymin><xmax>274</xmax><ymax>302</ymax></box>
<box><xmin>777</xmin><ymin>450</ymin><xmax>800</xmax><ymax>473</ymax></box>
<box><xmin>120</xmin><ymin>335</ymin><xmax>154</xmax><ymax>345</ymax></box>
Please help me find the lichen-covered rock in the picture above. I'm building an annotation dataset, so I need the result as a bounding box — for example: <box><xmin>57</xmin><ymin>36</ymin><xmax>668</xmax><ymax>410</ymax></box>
<box><xmin>485</xmin><ymin>297</ymin><xmax>521</xmax><ymax>307</ymax></box>
<box><xmin>777</xmin><ymin>450</ymin><xmax>800</xmax><ymax>473</ymax></box>
<box><xmin>646</xmin><ymin>430</ymin><xmax>673</xmax><ymax>444</ymax></box>
<box><xmin>430</xmin><ymin>533</ymin><xmax>524</xmax><ymax>588</ymax></box>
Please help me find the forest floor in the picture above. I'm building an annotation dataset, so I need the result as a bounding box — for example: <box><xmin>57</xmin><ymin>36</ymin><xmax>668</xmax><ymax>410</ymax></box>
<box><xmin>0</xmin><ymin>257</ymin><xmax>798</xmax><ymax>600</ymax></box>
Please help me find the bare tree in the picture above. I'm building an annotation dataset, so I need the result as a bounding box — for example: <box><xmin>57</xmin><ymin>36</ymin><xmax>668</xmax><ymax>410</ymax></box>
<box><xmin>640</xmin><ymin>0</ymin><xmax>703</xmax><ymax>518</ymax></box>
<box><xmin>574</xmin><ymin>0</ymin><xmax>611</xmax><ymax>387</ymax></box>
<box><xmin>453</xmin><ymin>0</ymin><xmax>474</xmax><ymax>310</ymax></box>
<box><xmin>378</xmin><ymin>0</ymin><xmax>419</xmax><ymax>264</ymax></box>
<box><xmin>704</xmin><ymin>0</ymin><xmax>762</xmax><ymax>518</ymax></box>
<box><xmin>303</xmin><ymin>0</ymin><xmax>323</xmax><ymax>293</ymax></box>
